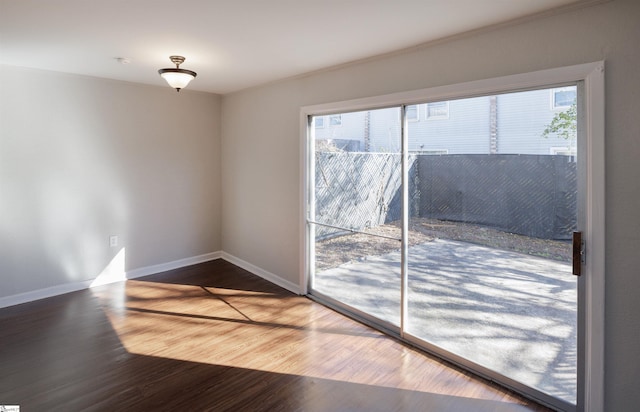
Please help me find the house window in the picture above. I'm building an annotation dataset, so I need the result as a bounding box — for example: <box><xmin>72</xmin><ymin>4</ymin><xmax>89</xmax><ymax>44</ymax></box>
<box><xmin>552</xmin><ymin>86</ymin><xmax>577</xmax><ymax>109</ymax></box>
<box><xmin>329</xmin><ymin>114</ymin><xmax>342</xmax><ymax>126</ymax></box>
<box><xmin>406</xmin><ymin>105</ymin><xmax>419</xmax><ymax>122</ymax></box>
<box><xmin>315</xmin><ymin>116</ymin><xmax>325</xmax><ymax>128</ymax></box>
<box><xmin>413</xmin><ymin>149</ymin><xmax>448</xmax><ymax>155</ymax></box>
<box><xmin>426</xmin><ymin>101</ymin><xmax>449</xmax><ymax>119</ymax></box>
<box><xmin>550</xmin><ymin>146</ymin><xmax>577</xmax><ymax>156</ymax></box>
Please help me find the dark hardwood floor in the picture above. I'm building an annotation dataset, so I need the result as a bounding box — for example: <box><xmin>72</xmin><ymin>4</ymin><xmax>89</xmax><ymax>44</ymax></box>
<box><xmin>0</xmin><ymin>259</ymin><xmax>550</xmax><ymax>411</ymax></box>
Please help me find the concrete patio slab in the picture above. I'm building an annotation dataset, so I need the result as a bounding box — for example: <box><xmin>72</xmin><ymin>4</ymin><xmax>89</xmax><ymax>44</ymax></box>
<box><xmin>314</xmin><ymin>239</ymin><xmax>577</xmax><ymax>403</ymax></box>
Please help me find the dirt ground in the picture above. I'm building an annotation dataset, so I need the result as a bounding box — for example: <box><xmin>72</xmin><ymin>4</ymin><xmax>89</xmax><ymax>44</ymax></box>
<box><xmin>315</xmin><ymin>218</ymin><xmax>571</xmax><ymax>271</ymax></box>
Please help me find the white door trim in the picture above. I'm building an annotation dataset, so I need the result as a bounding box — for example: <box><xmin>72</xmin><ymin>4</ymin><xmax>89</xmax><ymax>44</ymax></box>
<box><xmin>300</xmin><ymin>61</ymin><xmax>604</xmax><ymax>412</ymax></box>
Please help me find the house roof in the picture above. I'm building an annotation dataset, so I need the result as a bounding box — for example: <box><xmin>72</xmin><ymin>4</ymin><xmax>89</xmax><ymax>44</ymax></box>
<box><xmin>0</xmin><ymin>0</ymin><xmax>601</xmax><ymax>94</ymax></box>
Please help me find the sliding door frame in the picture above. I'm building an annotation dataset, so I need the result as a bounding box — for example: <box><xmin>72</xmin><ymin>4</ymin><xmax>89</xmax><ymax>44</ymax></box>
<box><xmin>300</xmin><ymin>61</ymin><xmax>604</xmax><ymax>412</ymax></box>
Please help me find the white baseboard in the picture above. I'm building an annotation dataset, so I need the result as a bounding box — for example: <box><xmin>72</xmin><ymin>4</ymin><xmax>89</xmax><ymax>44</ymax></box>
<box><xmin>125</xmin><ymin>251</ymin><xmax>222</xmax><ymax>280</ymax></box>
<box><xmin>0</xmin><ymin>250</ymin><xmax>302</xmax><ymax>309</ymax></box>
<box><xmin>221</xmin><ymin>252</ymin><xmax>302</xmax><ymax>295</ymax></box>
<box><xmin>0</xmin><ymin>279</ymin><xmax>96</xmax><ymax>310</ymax></box>
<box><xmin>0</xmin><ymin>251</ymin><xmax>222</xmax><ymax>309</ymax></box>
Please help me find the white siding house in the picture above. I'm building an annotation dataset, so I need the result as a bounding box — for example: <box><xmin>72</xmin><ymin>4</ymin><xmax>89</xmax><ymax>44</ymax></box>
<box><xmin>315</xmin><ymin>86</ymin><xmax>577</xmax><ymax>156</ymax></box>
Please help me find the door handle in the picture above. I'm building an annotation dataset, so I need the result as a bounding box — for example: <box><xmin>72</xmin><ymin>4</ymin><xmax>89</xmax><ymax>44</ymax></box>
<box><xmin>572</xmin><ymin>231</ymin><xmax>583</xmax><ymax>276</ymax></box>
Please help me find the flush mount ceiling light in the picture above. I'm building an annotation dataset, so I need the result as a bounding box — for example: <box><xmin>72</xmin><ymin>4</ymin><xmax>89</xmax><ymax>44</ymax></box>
<box><xmin>158</xmin><ymin>55</ymin><xmax>197</xmax><ymax>92</ymax></box>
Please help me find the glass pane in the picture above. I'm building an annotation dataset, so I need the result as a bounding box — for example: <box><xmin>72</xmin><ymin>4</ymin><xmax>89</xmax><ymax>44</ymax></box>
<box><xmin>311</xmin><ymin>107</ymin><xmax>402</xmax><ymax>326</ymax></box>
<box><xmin>406</xmin><ymin>87</ymin><xmax>578</xmax><ymax>403</ymax></box>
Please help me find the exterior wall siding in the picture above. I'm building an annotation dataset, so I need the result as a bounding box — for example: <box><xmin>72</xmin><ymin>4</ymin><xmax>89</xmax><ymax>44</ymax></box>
<box><xmin>407</xmin><ymin>97</ymin><xmax>491</xmax><ymax>154</ymax></box>
<box><xmin>498</xmin><ymin>89</ymin><xmax>575</xmax><ymax>155</ymax></box>
<box><xmin>315</xmin><ymin>88</ymin><xmax>576</xmax><ymax>156</ymax></box>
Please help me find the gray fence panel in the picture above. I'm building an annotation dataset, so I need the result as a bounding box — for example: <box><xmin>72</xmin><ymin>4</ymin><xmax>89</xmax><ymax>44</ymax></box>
<box><xmin>314</xmin><ymin>153</ymin><xmax>576</xmax><ymax>241</ymax></box>
<box><xmin>418</xmin><ymin>154</ymin><xmax>576</xmax><ymax>239</ymax></box>
<box><xmin>314</xmin><ymin>152</ymin><xmax>419</xmax><ymax>239</ymax></box>
<box><xmin>314</xmin><ymin>152</ymin><xmax>399</xmax><ymax>239</ymax></box>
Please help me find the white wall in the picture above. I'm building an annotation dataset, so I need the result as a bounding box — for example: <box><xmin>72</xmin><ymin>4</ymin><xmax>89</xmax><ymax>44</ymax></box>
<box><xmin>0</xmin><ymin>66</ymin><xmax>222</xmax><ymax>299</ymax></box>
<box><xmin>220</xmin><ymin>0</ymin><xmax>640</xmax><ymax>410</ymax></box>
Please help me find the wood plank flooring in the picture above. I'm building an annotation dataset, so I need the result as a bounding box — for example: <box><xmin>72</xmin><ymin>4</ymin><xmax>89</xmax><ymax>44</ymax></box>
<box><xmin>0</xmin><ymin>259</ymin><xmax>551</xmax><ymax>411</ymax></box>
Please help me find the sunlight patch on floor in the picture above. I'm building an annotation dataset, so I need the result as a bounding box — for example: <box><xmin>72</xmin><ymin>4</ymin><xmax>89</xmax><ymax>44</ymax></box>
<box><xmin>90</xmin><ymin>278</ymin><xmax>528</xmax><ymax>405</ymax></box>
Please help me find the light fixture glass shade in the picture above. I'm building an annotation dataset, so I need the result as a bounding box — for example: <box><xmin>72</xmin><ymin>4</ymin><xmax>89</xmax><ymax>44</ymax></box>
<box><xmin>159</xmin><ymin>69</ymin><xmax>197</xmax><ymax>91</ymax></box>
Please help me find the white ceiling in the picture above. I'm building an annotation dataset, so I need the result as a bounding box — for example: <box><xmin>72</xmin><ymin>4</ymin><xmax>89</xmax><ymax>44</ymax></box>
<box><xmin>0</xmin><ymin>0</ymin><xmax>593</xmax><ymax>94</ymax></box>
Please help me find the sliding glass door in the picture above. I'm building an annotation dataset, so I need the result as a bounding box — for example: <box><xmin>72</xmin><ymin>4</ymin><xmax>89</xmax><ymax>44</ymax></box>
<box><xmin>309</xmin><ymin>107</ymin><xmax>402</xmax><ymax>330</ymax></box>
<box><xmin>405</xmin><ymin>90</ymin><xmax>578</xmax><ymax>405</ymax></box>
<box><xmin>305</xmin><ymin>79</ymin><xmax>590</xmax><ymax>411</ymax></box>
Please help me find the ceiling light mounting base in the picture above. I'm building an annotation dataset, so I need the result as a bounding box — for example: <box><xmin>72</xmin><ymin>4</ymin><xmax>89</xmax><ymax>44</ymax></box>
<box><xmin>169</xmin><ymin>55</ymin><xmax>186</xmax><ymax>67</ymax></box>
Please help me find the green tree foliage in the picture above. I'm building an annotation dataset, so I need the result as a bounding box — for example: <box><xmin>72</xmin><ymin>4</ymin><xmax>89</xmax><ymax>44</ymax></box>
<box><xmin>542</xmin><ymin>103</ymin><xmax>577</xmax><ymax>140</ymax></box>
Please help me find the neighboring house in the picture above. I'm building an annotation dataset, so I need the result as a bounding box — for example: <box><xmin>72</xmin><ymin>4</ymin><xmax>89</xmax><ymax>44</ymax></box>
<box><xmin>314</xmin><ymin>86</ymin><xmax>577</xmax><ymax>156</ymax></box>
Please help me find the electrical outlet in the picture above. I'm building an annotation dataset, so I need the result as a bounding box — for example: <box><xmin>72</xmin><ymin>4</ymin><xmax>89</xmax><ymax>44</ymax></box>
<box><xmin>109</xmin><ymin>235</ymin><xmax>118</xmax><ymax>247</ymax></box>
